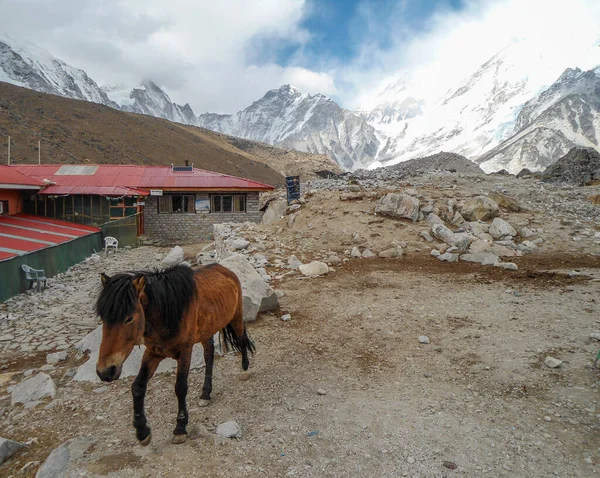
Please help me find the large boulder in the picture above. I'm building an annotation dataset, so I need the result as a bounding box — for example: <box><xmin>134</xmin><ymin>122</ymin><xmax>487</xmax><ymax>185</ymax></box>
<box><xmin>36</xmin><ymin>437</ymin><xmax>96</xmax><ymax>478</ymax></box>
<box><xmin>489</xmin><ymin>218</ymin><xmax>517</xmax><ymax>239</ymax></box>
<box><xmin>460</xmin><ymin>196</ymin><xmax>499</xmax><ymax>221</ymax></box>
<box><xmin>162</xmin><ymin>246</ymin><xmax>184</xmax><ymax>268</ymax></box>
<box><xmin>299</xmin><ymin>261</ymin><xmax>329</xmax><ymax>277</ymax></box>
<box><xmin>431</xmin><ymin>224</ymin><xmax>471</xmax><ymax>252</ymax></box>
<box><xmin>220</xmin><ymin>253</ymin><xmax>279</xmax><ymax>322</ymax></box>
<box><xmin>262</xmin><ymin>198</ymin><xmax>288</xmax><ymax>225</ymax></box>
<box><xmin>0</xmin><ymin>437</ymin><xmax>25</xmax><ymax>465</ymax></box>
<box><xmin>11</xmin><ymin>373</ymin><xmax>56</xmax><ymax>407</ymax></box>
<box><xmin>375</xmin><ymin>193</ymin><xmax>420</xmax><ymax>222</ymax></box>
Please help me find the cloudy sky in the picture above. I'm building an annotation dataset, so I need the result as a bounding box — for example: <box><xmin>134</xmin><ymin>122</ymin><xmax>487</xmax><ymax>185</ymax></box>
<box><xmin>0</xmin><ymin>0</ymin><xmax>599</xmax><ymax>113</ymax></box>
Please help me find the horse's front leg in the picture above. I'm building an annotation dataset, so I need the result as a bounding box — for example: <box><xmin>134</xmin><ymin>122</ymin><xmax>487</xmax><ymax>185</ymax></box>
<box><xmin>132</xmin><ymin>350</ymin><xmax>162</xmax><ymax>446</ymax></box>
<box><xmin>171</xmin><ymin>347</ymin><xmax>192</xmax><ymax>444</ymax></box>
<box><xmin>199</xmin><ymin>336</ymin><xmax>215</xmax><ymax>407</ymax></box>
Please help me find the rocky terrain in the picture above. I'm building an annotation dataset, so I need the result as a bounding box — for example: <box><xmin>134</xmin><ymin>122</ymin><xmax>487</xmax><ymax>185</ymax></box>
<box><xmin>0</xmin><ymin>168</ymin><xmax>599</xmax><ymax>477</ymax></box>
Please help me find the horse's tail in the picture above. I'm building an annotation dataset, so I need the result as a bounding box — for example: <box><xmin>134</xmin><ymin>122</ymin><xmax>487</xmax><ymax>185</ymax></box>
<box><xmin>221</xmin><ymin>323</ymin><xmax>256</xmax><ymax>355</ymax></box>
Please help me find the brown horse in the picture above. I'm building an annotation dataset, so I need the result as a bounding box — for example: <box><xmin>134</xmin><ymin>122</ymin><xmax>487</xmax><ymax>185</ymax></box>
<box><xmin>95</xmin><ymin>264</ymin><xmax>254</xmax><ymax>445</ymax></box>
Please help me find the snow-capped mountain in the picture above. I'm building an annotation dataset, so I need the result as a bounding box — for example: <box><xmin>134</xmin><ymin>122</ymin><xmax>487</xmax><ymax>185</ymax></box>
<box><xmin>103</xmin><ymin>80</ymin><xmax>198</xmax><ymax>126</ymax></box>
<box><xmin>0</xmin><ymin>33</ymin><xmax>198</xmax><ymax>127</ymax></box>
<box><xmin>364</xmin><ymin>41</ymin><xmax>588</xmax><ymax>170</ymax></box>
<box><xmin>198</xmin><ymin>85</ymin><xmax>380</xmax><ymax>170</ymax></box>
<box><xmin>0</xmin><ymin>32</ymin><xmax>116</xmax><ymax>107</ymax></box>
<box><xmin>477</xmin><ymin>66</ymin><xmax>600</xmax><ymax>173</ymax></box>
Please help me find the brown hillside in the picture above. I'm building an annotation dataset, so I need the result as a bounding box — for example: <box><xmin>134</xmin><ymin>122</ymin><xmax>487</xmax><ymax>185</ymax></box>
<box><xmin>0</xmin><ymin>82</ymin><xmax>284</xmax><ymax>185</ymax></box>
<box><xmin>176</xmin><ymin>125</ymin><xmax>342</xmax><ymax>179</ymax></box>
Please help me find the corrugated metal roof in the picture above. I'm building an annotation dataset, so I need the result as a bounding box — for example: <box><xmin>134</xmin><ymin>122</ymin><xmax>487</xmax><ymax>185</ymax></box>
<box><xmin>0</xmin><ymin>165</ymin><xmax>45</xmax><ymax>188</ymax></box>
<box><xmin>13</xmin><ymin>165</ymin><xmax>274</xmax><ymax>195</ymax></box>
<box><xmin>0</xmin><ymin>214</ymin><xmax>99</xmax><ymax>261</ymax></box>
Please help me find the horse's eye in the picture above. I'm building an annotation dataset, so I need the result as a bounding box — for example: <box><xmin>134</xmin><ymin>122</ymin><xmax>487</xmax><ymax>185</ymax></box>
<box><xmin>124</xmin><ymin>316</ymin><xmax>135</xmax><ymax>324</ymax></box>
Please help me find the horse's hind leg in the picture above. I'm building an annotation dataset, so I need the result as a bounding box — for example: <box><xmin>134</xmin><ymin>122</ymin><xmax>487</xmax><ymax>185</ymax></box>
<box><xmin>199</xmin><ymin>337</ymin><xmax>214</xmax><ymax>407</ymax></box>
<box><xmin>172</xmin><ymin>347</ymin><xmax>192</xmax><ymax>444</ymax></box>
<box><xmin>132</xmin><ymin>350</ymin><xmax>163</xmax><ymax>446</ymax></box>
<box><xmin>231</xmin><ymin>314</ymin><xmax>254</xmax><ymax>371</ymax></box>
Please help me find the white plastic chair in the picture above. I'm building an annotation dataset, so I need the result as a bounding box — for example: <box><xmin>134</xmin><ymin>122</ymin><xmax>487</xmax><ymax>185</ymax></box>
<box><xmin>104</xmin><ymin>236</ymin><xmax>118</xmax><ymax>254</ymax></box>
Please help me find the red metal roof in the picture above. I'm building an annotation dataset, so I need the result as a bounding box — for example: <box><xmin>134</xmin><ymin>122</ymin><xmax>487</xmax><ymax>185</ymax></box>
<box><xmin>0</xmin><ymin>165</ymin><xmax>45</xmax><ymax>188</ymax></box>
<box><xmin>13</xmin><ymin>165</ymin><xmax>274</xmax><ymax>195</ymax></box>
<box><xmin>0</xmin><ymin>214</ymin><xmax>99</xmax><ymax>261</ymax></box>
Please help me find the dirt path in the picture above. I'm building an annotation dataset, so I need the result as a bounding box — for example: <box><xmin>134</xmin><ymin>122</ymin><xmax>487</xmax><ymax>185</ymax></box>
<box><xmin>2</xmin><ymin>255</ymin><xmax>599</xmax><ymax>477</ymax></box>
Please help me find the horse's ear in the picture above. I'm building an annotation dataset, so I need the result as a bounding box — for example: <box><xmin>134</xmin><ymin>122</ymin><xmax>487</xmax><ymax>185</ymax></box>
<box><xmin>132</xmin><ymin>276</ymin><xmax>146</xmax><ymax>294</ymax></box>
<box><xmin>100</xmin><ymin>273</ymin><xmax>110</xmax><ymax>287</ymax></box>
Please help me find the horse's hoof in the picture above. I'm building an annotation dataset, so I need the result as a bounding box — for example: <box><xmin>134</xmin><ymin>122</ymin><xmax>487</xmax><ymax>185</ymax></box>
<box><xmin>198</xmin><ymin>399</ymin><xmax>211</xmax><ymax>408</ymax></box>
<box><xmin>171</xmin><ymin>434</ymin><xmax>188</xmax><ymax>444</ymax></box>
<box><xmin>139</xmin><ymin>433</ymin><xmax>152</xmax><ymax>447</ymax></box>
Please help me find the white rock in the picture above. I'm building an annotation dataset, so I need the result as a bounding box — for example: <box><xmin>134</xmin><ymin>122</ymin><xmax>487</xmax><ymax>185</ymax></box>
<box><xmin>162</xmin><ymin>246</ymin><xmax>185</xmax><ymax>267</ymax></box>
<box><xmin>299</xmin><ymin>261</ymin><xmax>329</xmax><ymax>277</ymax></box>
<box><xmin>460</xmin><ymin>253</ymin><xmax>499</xmax><ymax>265</ymax></box>
<box><xmin>438</xmin><ymin>253</ymin><xmax>459</xmax><ymax>262</ymax></box>
<box><xmin>46</xmin><ymin>351</ymin><xmax>68</xmax><ymax>365</ymax></box>
<box><xmin>220</xmin><ymin>254</ymin><xmax>279</xmax><ymax>322</ymax></box>
<box><xmin>494</xmin><ymin>262</ymin><xmax>518</xmax><ymax>271</ymax></box>
<box><xmin>430</xmin><ymin>249</ymin><xmax>441</xmax><ymax>257</ymax></box>
<box><xmin>11</xmin><ymin>373</ymin><xmax>56</xmax><ymax>407</ymax></box>
<box><xmin>281</xmin><ymin>314</ymin><xmax>292</xmax><ymax>322</ymax></box>
<box><xmin>431</xmin><ymin>223</ymin><xmax>470</xmax><ymax>252</ymax></box>
<box><xmin>590</xmin><ymin>332</ymin><xmax>600</xmax><ymax>341</ymax></box>
<box><xmin>460</xmin><ymin>196</ymin><xmax>499</xmax><ymax>221</ymax></box>
<box><xmin>35</xmin><ymin>437</ymin><xmax>96</xmax><ymax>478</ymax></box>
<box><xmin>287</xmin><ymin>255</ymin><xmax>303</xmax><ymax>269</ymax></box>
<box><xmin>419</xmin><ymin>231</ymin><xmax>434</xmax><ymax>242</ymax></box>
<box><xmin>379</xmin><ymin>247</ymin><xmax>404</xmax><ymax>258</ymax></box>
<box><xmin>262</xmin><ymin>198</ymin><xmax>288</xmax><ymax>225</ymax></box>
<box><xmin>361</xmin><ymin>249</ymin><xmax>375</xmax><ymax>258</ymax></box>
<box><xmin>489</xmin><ymin>218</ymin><xmax>517</xmax><ymax>239</ymax></box>
<box><xmin>426</xmin><ymin>213</ymin><xmax>444</xmax><ymax>226</ymax></box>
<box><xmin>351</xmin><ymin>247</ymin><xmax>361</xmax><ymax>258</ymax></box>
<box><xmin>216</xmin><ymin>421</ymin><xmax>241</xmax><ymax>439</ymax></box>
<box><xmin>0</xmin><ymin>437</ymin><xmax>25</xmax><ymax>465</ymax></box>
<box><xmin>375</xmin><ymin>193</ymin><xmax>420</xmax><ymax>222</ymax></box>
<box><xmin>544</xmin><ymin>356</ymin><xmax>562</xmax><ymax>368</ymax></box>
<box><xmin>231</xmin><ymin>238</ymin><xmax>250</xmax><ymax>250</ymax></box>
<box><xmin>418</xmin><ymin>336</ymin><xmax>430</xmax><ymax>344</ymax></box>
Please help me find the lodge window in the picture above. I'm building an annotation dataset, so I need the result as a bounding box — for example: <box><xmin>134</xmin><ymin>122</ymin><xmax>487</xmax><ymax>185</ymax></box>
<box><xmin>158</xmin><ymin>195</ymin><xmax>196</xmax><ymax>213</ymax></box>
<box><xmin>0</xmin><ymin>200</ymin><xmax>8</xmax><ymax>215</ymax></box>
<box><xmin>211</xmin><ymin>194</ymin><xmax>246</xmax><ymax>213</ymax></box>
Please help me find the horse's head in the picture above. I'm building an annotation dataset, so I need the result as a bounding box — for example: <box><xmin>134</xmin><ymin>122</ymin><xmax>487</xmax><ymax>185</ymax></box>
<box><xmin>95</xmin><ymin>272</ymin><xmax>147</xmax><ymax>382</ymax></box>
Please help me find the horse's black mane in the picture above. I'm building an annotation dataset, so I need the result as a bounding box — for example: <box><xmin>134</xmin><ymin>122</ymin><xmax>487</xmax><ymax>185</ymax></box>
<box><xmin>95</xmin><ymin>264</ymin><xmax>197</xmax><ymax>335</ymax></box>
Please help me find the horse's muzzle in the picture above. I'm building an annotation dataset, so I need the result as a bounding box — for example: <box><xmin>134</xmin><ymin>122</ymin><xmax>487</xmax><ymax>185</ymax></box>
<box><xmin>97</xmin><ymin>364</ymin><xmax>122</xmax><ymax>382</ymax></box>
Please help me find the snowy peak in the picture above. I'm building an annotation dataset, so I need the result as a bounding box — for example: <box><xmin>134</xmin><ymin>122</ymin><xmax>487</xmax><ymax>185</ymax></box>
<box><xmin>477</xmin><ymin>66</ymin><xmax>600</xmax><ymax>173</ymax></box>
<box><xmin>0</xmin><ymin>32</ymin><xmax>116</xmax><ymax>107</ymax></box>
<box><xmin>197</xmin><ymin>85</ymin><xmax>380</xmax><ymax>170</ymax></box>
<box><xmin>105</xmin><ymin>80</ymin><xmax>199</xmax><ymax>126</ymax></box>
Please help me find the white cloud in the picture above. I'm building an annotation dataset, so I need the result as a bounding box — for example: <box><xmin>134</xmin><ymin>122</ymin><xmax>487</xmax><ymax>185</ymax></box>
<box><xmin>346</xmin><ymin>0</ymin><xmax>600</xmax><ymax>109</ymax></box>
<box><xmin>0</xmin><ymin>0</ymin><xmax>335</xmax><ymax>112</ymax></box>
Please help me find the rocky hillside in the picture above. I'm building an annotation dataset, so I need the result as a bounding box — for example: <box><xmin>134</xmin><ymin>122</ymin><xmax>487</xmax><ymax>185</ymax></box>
<box><xmin>198</xmin><ymin>85</ymin><xmax>380</xmax><ymax>170</ymax></box>
<box><xmin>0</xmin><ymin>82</ymin><xmax>284</xmax><ymax>185</ymax></box>
<box><xmin>541</xmin><ymin>147</ymin><xmax>600</xmax><ymax>186</ymax></box>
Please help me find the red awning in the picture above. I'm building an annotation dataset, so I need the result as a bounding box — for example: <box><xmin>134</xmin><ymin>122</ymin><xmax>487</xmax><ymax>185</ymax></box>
<box><xmin>0</xmin><ymin>214</ymin><xmax>99</xmax><ymax>261</ymax></box>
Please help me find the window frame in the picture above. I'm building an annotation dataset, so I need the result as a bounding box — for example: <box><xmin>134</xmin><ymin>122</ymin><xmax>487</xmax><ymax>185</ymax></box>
<box><xmin>158</xmin><ymin>194</ymin><xmax>196</xmax><ymax>214</ymax></box>
<box><xmin>210</xmin><ymin>194</ymin><xmax>246</xmax><ymax>213</ymax></box>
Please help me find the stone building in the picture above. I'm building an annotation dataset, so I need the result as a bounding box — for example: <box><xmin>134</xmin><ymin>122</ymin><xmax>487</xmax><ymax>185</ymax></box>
<box><xmin>12</xmin><ymin>164</ymin><xmax>274</xmax><ymax>243</ymax></box>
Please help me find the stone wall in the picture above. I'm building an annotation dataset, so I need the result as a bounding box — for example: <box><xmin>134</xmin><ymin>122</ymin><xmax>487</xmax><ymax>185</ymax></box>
<box><xmin>144</xmin><ymin>192</ymin><xmax>262</xmax><ymax>243</ymax></box>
